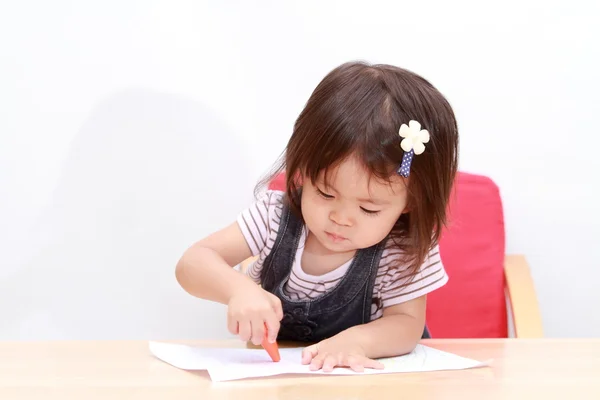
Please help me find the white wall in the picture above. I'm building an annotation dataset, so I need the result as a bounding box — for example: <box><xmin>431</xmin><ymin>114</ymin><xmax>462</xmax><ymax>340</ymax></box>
<box><xmin>1</xmin><ymin>0</ymin><xmax>598</xmax><ymax>340</ymax></box>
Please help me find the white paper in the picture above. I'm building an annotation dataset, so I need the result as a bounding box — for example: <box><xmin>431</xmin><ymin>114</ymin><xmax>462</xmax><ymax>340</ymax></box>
<box><xmin>149</xmin><ymin>341</ymin><xmax>490</xmax><ymax>382</ymax></box>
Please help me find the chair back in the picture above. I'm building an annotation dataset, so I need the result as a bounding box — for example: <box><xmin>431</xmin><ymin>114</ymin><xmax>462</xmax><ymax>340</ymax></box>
<box><xmin>429</xmin><ymin>172</ymin><xmax>507</xmax><ymax>338</ymax></box>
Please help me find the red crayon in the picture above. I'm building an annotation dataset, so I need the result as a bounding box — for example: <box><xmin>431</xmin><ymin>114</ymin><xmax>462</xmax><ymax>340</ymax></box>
<box><xmin>261</xmin><ymin>323</ymin><xmax>280</xmax><ymax>362</ymax></box>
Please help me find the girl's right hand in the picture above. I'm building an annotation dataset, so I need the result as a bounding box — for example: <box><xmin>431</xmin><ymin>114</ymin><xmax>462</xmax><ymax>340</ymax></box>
<box><xmin>227</xmin><ymin>283</ymin><xmax>284</xmax><ymax>345</ymax></box>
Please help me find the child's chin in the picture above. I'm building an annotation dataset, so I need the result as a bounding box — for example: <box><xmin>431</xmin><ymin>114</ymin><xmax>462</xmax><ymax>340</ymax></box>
<box><xmin>320</xmin><ymin>238</ymin><xmax>355</xmax><ymax>252</ymax></box>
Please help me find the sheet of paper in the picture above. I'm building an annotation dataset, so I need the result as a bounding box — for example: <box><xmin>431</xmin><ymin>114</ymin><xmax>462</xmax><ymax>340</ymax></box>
<box><xmin>149</xmin><ymin>341</ymin><xmax>490</xmax><ymax>382</ymax></box>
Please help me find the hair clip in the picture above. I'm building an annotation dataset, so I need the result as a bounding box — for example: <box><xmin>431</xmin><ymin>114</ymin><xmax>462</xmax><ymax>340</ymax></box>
<box><xmin>397</xmin><ymin>120</ymin><xmax>430</xmax><ymax>177</ymax></box>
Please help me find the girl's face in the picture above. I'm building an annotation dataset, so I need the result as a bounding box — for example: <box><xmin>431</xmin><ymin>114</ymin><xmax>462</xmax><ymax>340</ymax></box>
<box><xmin>301</xmin><ymin>155</ymin><xmax>408</xmax><ymax>253</ymax></box>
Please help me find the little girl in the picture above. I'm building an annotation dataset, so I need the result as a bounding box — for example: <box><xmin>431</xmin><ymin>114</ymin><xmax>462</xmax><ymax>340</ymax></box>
<box><xmin>175</xmin><ymin>61</ymin><xmax>458</xmax><ymax>373</ymax></box>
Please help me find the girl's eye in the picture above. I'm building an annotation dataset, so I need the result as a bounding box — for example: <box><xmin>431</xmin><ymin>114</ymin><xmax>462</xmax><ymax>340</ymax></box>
<box><xmin>360</xmin><ymin>207</ymin><xmax>380</xmax><ymax>216</ymax></box>
<box><xmin>317</xmin><ymin>188</ymin><xmax>334</xmax><ymax>199</ymax></box>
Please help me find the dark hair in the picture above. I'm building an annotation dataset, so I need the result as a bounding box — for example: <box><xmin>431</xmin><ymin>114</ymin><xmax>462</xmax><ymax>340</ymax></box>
<box><xmin>257</xmin><ymin>61</ymin><xmax>458</xmax><ymax>275</ymax></box>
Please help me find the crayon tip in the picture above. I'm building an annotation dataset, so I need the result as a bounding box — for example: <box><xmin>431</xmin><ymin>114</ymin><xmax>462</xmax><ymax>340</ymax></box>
<box><xmin>261</xmin><ymin>324</ymin><xmax>280</xmax><ymax>362</ymax></box>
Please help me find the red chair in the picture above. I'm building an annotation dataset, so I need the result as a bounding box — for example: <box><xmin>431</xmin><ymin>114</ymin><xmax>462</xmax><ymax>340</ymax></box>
<box><xmin>428</xmin><ymin>172</ymin><xmax>543</xmax><ymax>338</ymax></box>
<box><xmin>243</xmin><ymin>171</ymin><xmax>543</xmax><ymax>339</ymax></box>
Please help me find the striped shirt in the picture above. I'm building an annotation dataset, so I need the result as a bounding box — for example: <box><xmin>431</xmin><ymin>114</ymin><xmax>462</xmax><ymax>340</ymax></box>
<box><xmin>237</xmin><ymin>190</ymin><xmax>448</xmax><ymax>320</ymax></box>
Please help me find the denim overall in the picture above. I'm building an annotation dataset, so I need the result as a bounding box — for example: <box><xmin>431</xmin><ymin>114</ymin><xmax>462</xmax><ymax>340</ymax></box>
<box><xmin>260</xmin><ymin>204</ymin><xmax>430</xmax><ymax>342</ymax></box>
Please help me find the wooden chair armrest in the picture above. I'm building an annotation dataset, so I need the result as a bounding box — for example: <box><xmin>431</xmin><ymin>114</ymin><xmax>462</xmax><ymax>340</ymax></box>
<box><xmin>239</xmin><ymin>255</ymin><xmax>258</xmax><ymax>273</ymax></box>
<box><xmin>504</xmin><ymin>254</ymin><xmax>544</xmax><ymax>338</ymax></box>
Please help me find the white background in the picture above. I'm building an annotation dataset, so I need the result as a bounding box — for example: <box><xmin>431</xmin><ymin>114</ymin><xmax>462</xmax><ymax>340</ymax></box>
<box><xmin>1</xmin><ymin>0</ymin><xmax>598</xmax><ymax>340</ymax></box>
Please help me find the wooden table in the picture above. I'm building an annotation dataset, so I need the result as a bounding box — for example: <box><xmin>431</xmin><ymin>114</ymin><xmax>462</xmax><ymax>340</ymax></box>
<box><xmin>2</xmin><ymin>338</ymin><xmax>599</xmax><ymax>399</ymax></box>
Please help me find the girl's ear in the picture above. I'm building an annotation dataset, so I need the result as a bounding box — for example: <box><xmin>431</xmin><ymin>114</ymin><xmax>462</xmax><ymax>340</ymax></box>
<box><xmin>401</xmin><ymin>199</ymin><xmax>411</xmax><ymax>214</ymax></box>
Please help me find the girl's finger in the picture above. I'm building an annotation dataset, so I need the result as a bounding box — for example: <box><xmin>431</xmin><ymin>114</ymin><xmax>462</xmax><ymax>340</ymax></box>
<box><xmin>226</xmin><ymin>314</ymin><xmax>238</xmax><ymax>335</ymax></box>
<box><xmin>250</xmin><ymin>320</ymin><xmax>265</xmax><ymax>345</ymax></box>
<box><xmin>237</xmin><ymin>320</ymin><xmax>252</xmax><ymax>342</ymax></box>
<box><xmin>346</xmin><ymin>355</ymin><xmax>364</xmax><ymax>372</ymax></box>
<box><xmin>301</xmin><ymin>344</ymin><xmax>319</xmax><ymax>364</ymax></box>
<box><xmin>264</xmin><ymin>315</ymin><xmax>280</xmax><ymax>343</ymax></box>
<box><xmin>267</xmin><ymin>294</ymin><xmax>284</xmax><ymax>320</ymax></box>
<box><xmin>361</xmin><ymin>356</ymin><xmax>385</xmax><ymax>370</ymax></box>
<box><xmin>322</xmin><ymin>354</ymin><xmax>338</xmax><ymax>372</ymax></box>
<box><xmin>309</xmin><ymin>352</ymin><xmax>326</xmax><ymax>371</ymax></box>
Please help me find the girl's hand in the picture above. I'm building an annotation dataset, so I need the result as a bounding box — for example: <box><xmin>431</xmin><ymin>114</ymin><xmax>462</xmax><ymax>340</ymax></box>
<box><xmin>227</xmin><ymin>283</ymin><xmax>283</xmax><ymax>345</ymax></box>
<box><xmin>301</xmin><ymin>334</ymin><xmax>385</xmax><ymax>373</ymax></box>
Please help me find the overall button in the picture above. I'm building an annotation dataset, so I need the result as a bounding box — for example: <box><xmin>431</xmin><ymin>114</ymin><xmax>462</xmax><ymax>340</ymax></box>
<box><xmin>293</xmin><ymin>307</ymin><xmax>304</xmax><ymax>316</ymax></box>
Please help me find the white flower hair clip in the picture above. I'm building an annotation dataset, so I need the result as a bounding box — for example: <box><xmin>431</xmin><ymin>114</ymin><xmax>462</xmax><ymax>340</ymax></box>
<box><xmin>397</xmin><ymin>120</ymin><xmax>430</xmax><ymax>177</ymax></box>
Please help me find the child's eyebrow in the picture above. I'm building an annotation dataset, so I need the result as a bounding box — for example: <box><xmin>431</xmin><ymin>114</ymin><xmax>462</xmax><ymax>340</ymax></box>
<box><xmin>318</xmin><ymin>178</ymin><xmax>390</xmax><ymax>205</ymax></box>
<box><xmin>357</xmin><ymin>197</ymin><xmax>389</xmax><ymax>205</ymax></box>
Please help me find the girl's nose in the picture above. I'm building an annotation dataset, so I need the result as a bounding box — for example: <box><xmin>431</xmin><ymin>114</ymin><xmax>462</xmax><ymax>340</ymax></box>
<box><xmin>329</xmin><ymin>209</ymin><xmax>352</xmax><ymax>227</ymax></box>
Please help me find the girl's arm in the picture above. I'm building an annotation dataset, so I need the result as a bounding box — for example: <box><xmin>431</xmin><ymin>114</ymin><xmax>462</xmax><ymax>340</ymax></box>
<box><xmin>343</xmin><ymin>295</ymin><xmax>427</xmax><ymax>357</ymax></box>
<box><xmin>175</xmin><ymin>221</ymin><xmax>283</xmax><ymax>344</ymax></box>
<box><xmin>175</xmin><ymin>221</ymin><xmax>256</xmax><ymax>304</ymax></box>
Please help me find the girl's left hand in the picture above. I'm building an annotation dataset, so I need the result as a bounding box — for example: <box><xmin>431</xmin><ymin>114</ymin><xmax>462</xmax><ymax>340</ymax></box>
<box><xmin>301</xmin><ymin>334</ymin><xmax>385</xmax><ymax>373</ymax></box>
